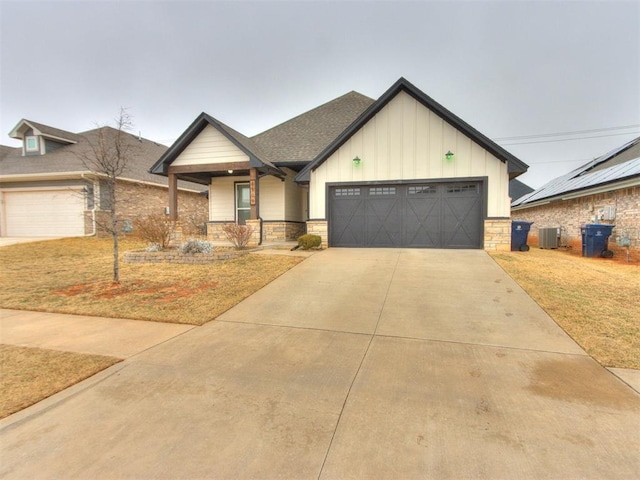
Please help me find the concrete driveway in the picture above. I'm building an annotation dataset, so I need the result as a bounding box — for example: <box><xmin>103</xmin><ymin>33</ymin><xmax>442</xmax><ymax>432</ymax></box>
<box><xmin>0</xmin><ymin>237</ymin><xmax>64</xmax><ymax>247</ymax></box>
<box><xmin>1</xmin><ymin>249</ymin><xmax>638</xmax><ymax>479</ymax></box>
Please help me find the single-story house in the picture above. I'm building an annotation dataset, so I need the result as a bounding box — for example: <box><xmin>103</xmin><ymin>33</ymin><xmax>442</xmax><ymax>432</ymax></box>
<box><xmin>511</xmin><ymin>136</ymin><xmax>640</xmax><ymax>256</ymax></box>
<box><xmin>151</xmin><ymin>77</ymin><xmax>529</xmax><ymax>250</ymax></box>
<box><xmin>0</xmin><ymin>119</ymin><xmax>208</xmax><ymax>237</ymax></box>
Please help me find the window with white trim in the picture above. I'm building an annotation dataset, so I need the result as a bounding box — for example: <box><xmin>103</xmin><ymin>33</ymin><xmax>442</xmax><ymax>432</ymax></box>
<box><xmin>25</xmin><ymin>136</ymin><xmax>39</xmax><ymax>153</ymax></box>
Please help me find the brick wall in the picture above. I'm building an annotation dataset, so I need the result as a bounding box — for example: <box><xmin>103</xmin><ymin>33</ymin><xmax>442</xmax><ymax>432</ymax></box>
<box><xmin>93</xmin><ymin>181</ymin><xmax>207</xmax><ymax>237</ymax></box>
<box><xmin>511</xmin><ymin>186</ymin><xmax>639</xmax><ymax>257</ymax></box>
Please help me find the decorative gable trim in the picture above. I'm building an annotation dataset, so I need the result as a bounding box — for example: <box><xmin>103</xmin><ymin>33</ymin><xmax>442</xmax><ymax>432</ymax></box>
<box><xmin>149</xmin><ymin>112</ymin><xmax>284</xmax><ymax>178</ymax></box>
<box><xmin>296</xmin><ymin>77</ymin><xmax>528</xmax><ymax>183</ymax></box>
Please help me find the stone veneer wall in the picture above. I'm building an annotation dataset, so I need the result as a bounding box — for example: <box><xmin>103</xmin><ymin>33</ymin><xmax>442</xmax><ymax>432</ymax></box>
<box><xmin>208</xmin><ymin>220</ymin><xmax>307</xmax><ymax>244</ymax></box>
<box><xmin>262</xmin><ymin>221</ymin><xmax>306</xmax><ymax>242</ymax></box>
<box><xmin>306</xmin><ymin>220</ymin><xmax>328</xmax><ymax>248</ymax></box>
<box><xmin>511</xmin><ymin>186</ymin><xmax>639</xmax><ymax>257</ymax></box>
<box><xmin>484</xmin><ymin>218</ymin><xmax>512</xmax><ymax>251</ymax></box>
<box><xmin>124</xmin><ymin>249</ymin><xmax>250</xmax><ymax>264</ymax></box>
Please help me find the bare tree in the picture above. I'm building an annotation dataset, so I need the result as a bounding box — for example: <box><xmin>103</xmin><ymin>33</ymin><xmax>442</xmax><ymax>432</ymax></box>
<box><xmin>79</xmin><ymin>108</ymin><xmax>135</xmax><ymax>283</ymax></box>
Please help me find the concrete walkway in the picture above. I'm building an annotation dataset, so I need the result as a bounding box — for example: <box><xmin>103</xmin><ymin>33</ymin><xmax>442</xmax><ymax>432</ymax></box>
<box><xmin>0</xmin><ymin>309</ymin><xmax>194</xmax><ymax>358</ymax></box>
<box><xmin>1</xmin><ymin>249</ymin><xmax>638</xmax><ymax>479</ymax></box>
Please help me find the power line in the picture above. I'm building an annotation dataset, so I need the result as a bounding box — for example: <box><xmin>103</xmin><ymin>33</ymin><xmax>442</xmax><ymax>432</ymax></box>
<box><xmin>499</xmin><ymin>130</ymin><xmax>640</xmax><ymax>146</ymax></box>
<box><xmin>494</xmin><ymin>124</ymin><xmax>640</xmax><ymax>141</ymax></box>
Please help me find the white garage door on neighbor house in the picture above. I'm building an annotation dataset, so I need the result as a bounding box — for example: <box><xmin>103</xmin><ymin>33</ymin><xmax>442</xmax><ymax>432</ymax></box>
<box><xmin>2</xmin><ymin>189</ymin><xmax>85</xmax><ymax>237</ymax></box>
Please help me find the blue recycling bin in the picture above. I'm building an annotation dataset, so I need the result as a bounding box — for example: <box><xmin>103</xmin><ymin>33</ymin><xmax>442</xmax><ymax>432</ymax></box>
<box><xmin>511</xmin><ymin>221</ymin><xmax>534</xmax><ymax>251</ymax></box>
<box><xmin>581</xmin><ymin>224</ymin><xmax>615</xmax><ymax>258</ymax></box>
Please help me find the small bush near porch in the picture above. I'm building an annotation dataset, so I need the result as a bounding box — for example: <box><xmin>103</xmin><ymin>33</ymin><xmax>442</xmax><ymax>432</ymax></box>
<box><xmin>0</xmin><ymin>237</ymin><xmax>304</xmax><ymax>326</ymax></box>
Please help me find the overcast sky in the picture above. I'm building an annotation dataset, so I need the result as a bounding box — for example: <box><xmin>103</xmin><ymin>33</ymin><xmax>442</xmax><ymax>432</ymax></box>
<box><xmin>1</xmin><ymin>0</ymin><xmax>638</xmax><ymax>189</ymax></box>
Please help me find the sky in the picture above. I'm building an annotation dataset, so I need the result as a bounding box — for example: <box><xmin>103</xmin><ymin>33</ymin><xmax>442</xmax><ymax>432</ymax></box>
<box><xmin>1</xmin><ymin>0</ymin><xmax>638</xmax><ymax>189</ymax></box>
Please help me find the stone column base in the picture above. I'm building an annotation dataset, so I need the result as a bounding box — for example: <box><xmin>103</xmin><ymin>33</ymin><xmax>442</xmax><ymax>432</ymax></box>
<box><xmin>484</xmin><ymin>218</ymin><xmax>511</xmax><ymax>251</ymax></box>
<box><xmin>245</xmin><ymin>219</ymin><xmax>262</xmax><ymax>246</ymax></box>
<box><xmin>306</xmin><ymin>220</ymin><xmax>328</xmax><ymax>248</ymax></box>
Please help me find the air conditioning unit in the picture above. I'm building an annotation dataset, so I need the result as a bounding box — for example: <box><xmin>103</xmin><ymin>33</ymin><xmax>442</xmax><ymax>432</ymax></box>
<box><xmin>539</xmin><ymin>227</ymin><xmax>560</xmax><ymax>249</ymax></box>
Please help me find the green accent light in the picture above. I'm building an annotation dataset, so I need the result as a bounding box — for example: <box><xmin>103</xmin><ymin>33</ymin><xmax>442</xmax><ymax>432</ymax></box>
<box><xmin>445</xmin><ymin>151</ymin><xmax>454</xmax><ymax>161</ymax></box>
<box><xmin>353</xmin><ymin>156</ymin><xmax>361</xmax><ymax>166</ymax></box>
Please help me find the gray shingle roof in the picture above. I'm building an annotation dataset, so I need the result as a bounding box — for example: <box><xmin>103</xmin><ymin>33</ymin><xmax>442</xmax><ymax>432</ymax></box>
<box><xmin>1</xmin><ymin>125</ymin><xmax>202</xmax><ymax>191</ymax></box>
<box><xmin>151</xmin><ymin>92</ymin><xmax>375</xmax><ymax>176</ymax></box>
<box><xmin>512</xmin><ymin>136</ymin><xmax>640</xmax><ymax>207</ymax></box>
<box><xmin>10</xmin><ymin>119</ymin><xmax>81</xmax><ymax>143</ymax></box>
<box><xmin>251</xmin><ymin>91</ymin><xmax>375</xmax><ymax>164</ymax></box>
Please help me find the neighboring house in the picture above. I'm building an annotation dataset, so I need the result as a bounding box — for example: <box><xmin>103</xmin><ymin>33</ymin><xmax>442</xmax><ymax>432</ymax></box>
<box><xmin>511</xmin><ymin>136</ymin><xmax>640</xmax><ymax>255</ymax></box>
<box><xmin>509</xmin><ymin>179</ymin><xmax>534</xmax><ymax>202</ymax></box>
<box><xmin>0</xmin><ymin>119</ymin><xmax>207</xmax><ymax>237</ymax></box>
<box><xmin>151</xmin><ymin>77</ymin><xmax>529</xmax><ymax>250</ymax></box>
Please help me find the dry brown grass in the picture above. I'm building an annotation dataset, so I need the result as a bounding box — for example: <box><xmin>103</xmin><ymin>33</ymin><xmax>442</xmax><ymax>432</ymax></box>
<box><xmin>0</xmin><ymin>237</ymin><xmax>304</xmax><ymax>325</ymax></box>
<box><xmin>0</xmin><ymin>345</ymin><xmax>120</xmax><ymax>419</ymax></box>
<box><xmin>491</xmin><ymin>248</ymin><xmax>640</xmax><ymax>369</ymax></box>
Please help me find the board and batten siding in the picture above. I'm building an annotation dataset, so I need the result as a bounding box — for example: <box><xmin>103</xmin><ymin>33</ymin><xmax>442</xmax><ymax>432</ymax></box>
<box><xmin>209</xmin><ymin>172</ymin><xmax>305</xmax><ymax>222</ymax></box>
<box><xmin>172</xmin><ymin>125</ymin><xmax>249</xmax><ymax>166</ymax></box>
<box><xmin>308</xmin><ymin>91</ymin><xmax>511</xmax><ymax>219</ymax></box>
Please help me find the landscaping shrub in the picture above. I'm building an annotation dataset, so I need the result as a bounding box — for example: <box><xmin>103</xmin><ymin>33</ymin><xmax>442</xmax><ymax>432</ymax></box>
<box><xmin>223</xmin><ymin>223</ymin><xmax>254</xmax><ymax>249</ymax></box>
<box><xmin>182</xmin><ymin>213</ymin><xmax>208</xmax><ymax>237</ymax></box>
<box><xmin>133</xmin><ymin>213</ymin><xmax>176</xmax><ymax>250</ymax></box>
<box><xmin>298</xmin><ymin>234</ymin><xmax>321</xmax><ymax>250</ymax></box>
<box><xmin>145</xmin><ymin>243</ymin><xmax>162</xmax><ymax>252</ymax></box>
<box><xmin>179</xmin><ymin>238</ymin><xmax>214</xmax><ymax>254</ymax></box>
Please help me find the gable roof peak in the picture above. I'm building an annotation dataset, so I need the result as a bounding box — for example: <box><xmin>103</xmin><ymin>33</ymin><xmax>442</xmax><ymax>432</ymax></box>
<box><xmin>9</xmin><ymin>119</ymin><xmax>80</xmax><ymax>144</ymax></box>
<box><xmin>296</xmin><ymin>77</ymin><xmax>528</xmax><ymax>182</ymax></box>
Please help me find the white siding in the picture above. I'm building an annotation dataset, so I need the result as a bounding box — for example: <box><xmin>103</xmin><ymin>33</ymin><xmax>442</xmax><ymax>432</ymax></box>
<box><xmin>259</xmin><ymin>176</ymin><xmax>283</xmax><ymax>220</ymax></box>
<box><xmin>209</xmin><ymin>176</ymin><xmax>239</xmax><ymax>221</ymax></box>
<box><xmin>173</xmin><ymin>125</ymin><xmax>249</xmax><ymax>166</ymax></box>
<box><xmin>283</xmin><ymin>169</ymin><xmax>306</xmax><ymax>222</ymax></box>
<box><xmin>209</xmin><ymin>174</ymin><xmax>293</xmax><ymax>222</ymax></box>
<box><xmin>309</xmin><ymin>91</ymin><xmax>511</xmax><ymax>218</ymax></box>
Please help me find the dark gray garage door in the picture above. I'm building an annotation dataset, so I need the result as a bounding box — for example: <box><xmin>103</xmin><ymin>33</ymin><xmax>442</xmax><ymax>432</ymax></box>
<box><xmin>328</xmin><ymin>182</ymin><xmax>483</xmax><ymax>248</ymax></box>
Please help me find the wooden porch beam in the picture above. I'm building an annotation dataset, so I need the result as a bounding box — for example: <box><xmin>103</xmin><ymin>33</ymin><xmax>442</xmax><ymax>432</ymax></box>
<box><xmin>169</xmin><ymin>161</ymin><xmax>251</xmax><ymax>174</ymax></box>
<box><xmin>250</xmin><ymin>167</ymin><xmax>259</xmax><ymax>220</ymax></box>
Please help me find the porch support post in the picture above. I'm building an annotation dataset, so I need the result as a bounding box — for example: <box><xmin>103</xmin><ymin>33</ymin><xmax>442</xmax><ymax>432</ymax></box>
<box><xmin>168</xmin><ymin>172</ymin><xmax>178</xmax><ymax>221</ymax></box>
<box><xmin>249</xmin><ymin>167</ymin><xmax>259</xmax><ymax>220</ymax></box>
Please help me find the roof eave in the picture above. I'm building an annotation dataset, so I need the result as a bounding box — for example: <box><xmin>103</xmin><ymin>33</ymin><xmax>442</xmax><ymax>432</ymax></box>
<box><xmin>512</xmin><ymin>175</ymin><xmax>640</xmax><ymax>209</ymax></box>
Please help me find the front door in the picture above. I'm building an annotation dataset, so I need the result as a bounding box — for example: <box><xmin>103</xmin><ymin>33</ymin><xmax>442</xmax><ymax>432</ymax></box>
<box><xmin>236</xmin><ymin>183</ymin><xmax>251</xmax><ymax>224</ymax></box>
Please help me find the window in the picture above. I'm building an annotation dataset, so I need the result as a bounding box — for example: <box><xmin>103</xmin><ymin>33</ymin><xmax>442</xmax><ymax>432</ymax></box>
<box><xmin>236</xmin><ymin>183</ymin><xmax>250</xmax><ymax>224</ymax></box>
<box><xmin>408</xmin><ymin>185</ymin><xmax>436</xmax><ymax>195</ymax></box>
<box><xmin>25</xmin><ymin>136</ymin><xmax>39</xmax><ymax>152</ymax></box>
<box><xmin>447</xmin><ymin>184</ymin><xmax>478</xmax><ymax>194</ymax></box>
<box><xmin>335</xmin><ymin>188</ymin><xmax>360</xmax><ymax>197</ymax></box>
<box><xmin>369</xmin><ymin>187</ymin><xmax>396</xmax><ymax>196</ymax></box>
<box><xmin>85</xmin><ymin>183</ymin><xmax>95</xmax><ymax>209</ymax></box>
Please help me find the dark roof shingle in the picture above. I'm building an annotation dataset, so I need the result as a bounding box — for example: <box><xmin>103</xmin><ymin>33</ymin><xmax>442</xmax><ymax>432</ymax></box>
<box><xmin>251</xmin><ymin>91</ymin><xmax>375</xmax><ymax>164</ymax></box>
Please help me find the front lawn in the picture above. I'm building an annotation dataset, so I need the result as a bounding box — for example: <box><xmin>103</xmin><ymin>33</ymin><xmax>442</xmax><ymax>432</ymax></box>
<box><xmin>0</xmin><ymin>345</ymin><xmax>121</xmax><ymax>419</ymax></box>
<box><xmin>491</xmin><ymin>248</ymin><xmax>640</xmax><ymax>369</ymax></box>
<box><xmin>0</xmin><ymin>237</ymin><xmax>304</xmax><ymax>325</ymax></box>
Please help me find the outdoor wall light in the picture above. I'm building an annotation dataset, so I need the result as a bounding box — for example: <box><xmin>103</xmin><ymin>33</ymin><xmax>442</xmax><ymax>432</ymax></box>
<box><xmin>445</xmin><ymin>151</ymin><xmax>455</xmax><ymax>161</ymax></box>
<box><xmin>353</xmin><ymin>156</ymin><xmax>361</xmax><ymax>166</ymax></box>
<box><xmin>227</xmin><ymin>169</ymin><xmax>234</xmax><ymax>174</ymax></box>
